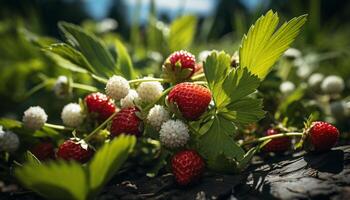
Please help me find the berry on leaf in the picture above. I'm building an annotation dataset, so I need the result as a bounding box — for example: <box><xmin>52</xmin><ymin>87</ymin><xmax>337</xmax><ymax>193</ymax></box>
<box><xmin>85</xmin><ymin>92</ymin><xmax>116</xmax><ymax>121</ymax></box>
<box><xmin>168</xmin><ymin>82</ymin><xmax>211</xmax><ymax>120</ymax></box>
<box><xmin>56</xmin><ymin>139</ymin><xmax>94</xmax><ymax>163</ymax></box>
<box><xmin>263</xmin><ymin>129</ymin><xmax>291</xmax><ymax>153</ymax></box>
<box><xmin>171</xmin><ymin>150</ymin><xmax>205</xmax><ymax>186</ymax></box>
<box><xmin>110</xmin><ymin>107</ymin><xmax>142</xmax><ymax>137</ymax></box>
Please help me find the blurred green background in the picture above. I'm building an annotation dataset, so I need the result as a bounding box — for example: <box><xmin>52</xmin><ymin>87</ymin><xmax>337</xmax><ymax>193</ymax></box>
<box><xmin>0</xmin><ymin>0</ymin><xmax>349</xmax><ymax>129</ymax></box>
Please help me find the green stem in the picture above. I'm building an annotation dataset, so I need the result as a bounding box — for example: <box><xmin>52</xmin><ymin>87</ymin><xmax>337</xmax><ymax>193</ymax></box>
<box><xmin>44</xmin><ymin>123</ymin><xmax>73</xmax><ymax>131</ymax></box>
<box><xmin>72</xmin><ymin>83</ymin><xmax>99</xmax><ymax>92</ymax></box>
<box><xmin>128</xmin><ymin>78</ymin><xmax>167</xmax><ymax>84</ymax></box>
<box><xmin>193</xmin><ymin>81</ymin><xmax>208</xmax><ymax>85</ymax></box>
<box><xmin>84</xmin><ymin>112</ymin><xmax>118</xmax><ymax>141</ymax></box>
<box><xmin>241</xmin><ymin>132</ymin><xmax>303</xmax><ymax>146</ymax></box>
<box><xmin>191</xmin><ymin>73</ymin><xmax>205</xmax><ymax>81</ymax></box>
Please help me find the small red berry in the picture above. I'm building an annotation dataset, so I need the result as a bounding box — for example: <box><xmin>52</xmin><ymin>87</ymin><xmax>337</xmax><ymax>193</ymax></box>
<box><xmin>263</xmin><ymin>129</ymin><xmax>291</xmax><ymax>153</ymax></box>
<box><xmin>169</xmin><ymin>50</ymin><xmax>196</xmax><ymax>78</ymax></box>
<box><xmin>31</xmin><ymin>142</ymin><xmax>55</xmax><ymax>161</ymax></box>
<box><xmin>110</xmin><ymin>107</ymin><xmax>142</xmax><ymax>137</ymax></box>
<box><xmin>309</xmin><ymin>121</ymin><xmax>339</xmax><ymax>151</ymax></box>
<box><xmin>168</xmin><ymin>82</ymin><xmax>211</xmax><ymax>120</ymax></box>
<box><xmin>171</xmin><ymin>150</ymin><xmax>205</xmax><ymax>186</ymax></box>
<box><xmin>85</xmin><ymin>92</ymin><xmax>116</xmax><ymax>121</ymax></box>
<box><xmin>56</xmin><ymin>139</ymin><xmax>94</xmax><ymax>163</ymax></box>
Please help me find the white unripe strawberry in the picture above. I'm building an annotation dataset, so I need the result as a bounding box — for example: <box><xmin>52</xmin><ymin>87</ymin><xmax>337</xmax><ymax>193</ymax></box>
<box><xmin>105</xmin><ymin>75</ymin><xmax>130</xmax><ymax>100</ymax></box>
<box><xmin>22</xmin><ymin>106</ymin><xmax>48</xmax><ymax>130</ymax></box>
<box><xmin>61</xmin><ymin>103</ymin><xmax>84</xmax><ymax>127</ymax></box>
<box><xmin>159</xmin><ymin>120</ymin><xmax>189</xmax><ymax>148</ymax></box>
<box><xmin>0</xmin><ymin>126</ymin><xmax>19</xmax><ymax>152</ymax></box>
<box><xmin>147</xmin><ymin>105</ymin><xmax>170</xmax><ymax>130</ymax></box>
<box><xmin>137</xmin><ymin>81</ymin><xmax>164</xmax><ymax>103</ymax></box>
<box><xmin>279</xmin><ymin>81</ymin><xmax>295</xmax><ymax>95</ymax></box>
<box><xmin>321</xmin><ymin>75</ymin><xmax>344</xmax><ymax>95</ymax></box>
<box><xmin>120</xmin><ymin>89</ymin><xmax>139</xmax><ymax>108</ymax></box>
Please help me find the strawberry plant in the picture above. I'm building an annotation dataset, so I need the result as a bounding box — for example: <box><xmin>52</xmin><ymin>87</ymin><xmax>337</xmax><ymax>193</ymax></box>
<box><xmin>0</xmin><ymin>10</ymin><xmax>344</xmax><ymax>199</ymax></box>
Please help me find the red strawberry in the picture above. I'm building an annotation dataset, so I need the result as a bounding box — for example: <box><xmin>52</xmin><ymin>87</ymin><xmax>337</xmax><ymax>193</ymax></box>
<box><xmin>308</xmin><ymin>121</ymin><xmax>339</xmax><ymax>151</ymax></box>
<box><xmin>56</xmin><ymin>139</ymin><xmax>94</xmax><ymax>163</ymax></box>
<box><xmin>85</xmin><ymin>92</ymin><xmax>116</xmax><ymax>121</ymax></box>
<box><xmin>163</xmin><ymin>50</ymin><xmax>196</xmax><ymax>82</ymax></box>
<box><xmin>169</xmin><ymin>50</ymin><xmax>196</xmax><ymax>74</ymax></box>
<box><xmin>171</xmin><ymin>150</ymin><xmax>205</xmax><ymax>186</ymax></box>
<box><xmin>263</xmin><ymin>129</ymin><xmax>291</xmax><ymax>153</ymax></box>
<box><xmin>168</xmin><ymin>82</ymin><xmax>211</xmax><ymax>120</ymax></box>
<box><xmin>110</xmin><ymin>107</ymin><xmax>142</xmax><ymax>137</ymax></box>
<box><xmin>31</xmin><ymin>142</ymin><xmax>55</xmax><ymax>161</ymax></box>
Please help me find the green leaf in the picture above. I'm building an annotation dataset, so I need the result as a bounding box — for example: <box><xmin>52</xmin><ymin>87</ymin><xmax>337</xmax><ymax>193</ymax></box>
<box><xmin>15</xmin><ymin>135</ymin><xmax>135</xmax><ymax>200</ymax></box>
<box><xmin>58</xmin><ymin>22</ymin><xmax>116</xmax><ymax>77</ymax></box>
<box><xmin>203</xmin><ymin>53</ymin><xmax>261</xmax><ymax>110</ymax></box>
<box><xmin>221</xmin><ymin>98</ymin><xmax>265</xmax><ymax>125</ymax></box>
<box><xmin>275</xmin><ymin>84</ymin><xmax>307</xmax><ymax>119</ymax></box>
<box><xmin>239</xmin><ymin>10</ymin><xmax>307</xmax><ymax>79</ymax></box>
<box><xmin>44</xmin><ymin>43</ymin><xmax>94</xmax><ymax>73</ymax></box>
<box><xmin>0</xmin><ymin>118</ymin><xmax>22</xmax><ymax>129</ymax></box>
<box><xmin>25</xmin><ymin>151</ymin><xmax>41</xmax><ymax>165</ymax></box>
<box><xmin>15</xmin><ymin>160</ymin><xmax>88</xmax><ymax>200</ymax></box>
<box><xmin>115</xmin><ymin>40</ymin><xmax>136</xmax><ymax>80</ymax></box>
<box><xmin>168</xmin><ymin>15</ymin><xmax>197</xmax><ymax>52</ymax></box>
<box><xmin>197</xmin><ymin>115</ymin><xmax>245</xmax><ymax>171</ymax></box>
<box><xmin>221</xmin><ymin>67</ymin><xmax>260</xmax><ymax>108</ymax></box>
<box><xmin>45</xmin><ymin>52</ymin><xmax>89</xmax><ymax>74</ymax></box>
<box><xmin>203</xmin><ymin>51</ymin><xmax>231</xmax><ymax>107</ymax></box>
<box><xmin>88</xmin><ymin>135</ymin><xmax>136</xmax><ymax>198</ymax></box>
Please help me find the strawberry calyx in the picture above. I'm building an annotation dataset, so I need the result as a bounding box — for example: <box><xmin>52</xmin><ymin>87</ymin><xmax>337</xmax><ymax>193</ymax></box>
<box><xmin>162</xmin><ymin>60</ymin><xmax>194</xmax><ymax>83</ymax></box>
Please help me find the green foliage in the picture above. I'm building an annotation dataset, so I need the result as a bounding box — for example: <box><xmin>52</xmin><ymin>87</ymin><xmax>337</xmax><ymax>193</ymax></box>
<box><xmin>197</xmin><ymin>115</ymin><xmax>245</xmax><ymax>172</ymax></box>
<box><xmin>197</xmin><ymin>51</ymin><xmax>264</xmax><ymax>172</ymax></box>
<box><xmin>15</xmin><ymin>135</ymin><xmax>136</xmax><ymax>200</ymax></box>
<box><xmin>115</xmin><ymin>39</ymin><xmax>136</xmax><ymax>80</ymax></box>
<box><xmin>44</xmin><ymin>43</ymin><xmax>92</xmax><ymax>73</ymax></box>
<box><xmin>58</xmin><ymin>22</ymin><xmax>116</xmax><ymax>77</ymax></box>
<box><xmin>88</xmin><ymin>135</ymin><xmax>136</xmax><ymax>197</ymax></box>
<box><xmin>197</xmin><ymin>9</ymin><xmax>306</xmax><ymax>171</ymax></box>
<box><xmin>43</xmin><ymin>22</ymin><xmax>135</xmax><ymax>81</ymax></box>
<box><xmin>20</xmin><ymin>160</ymin><xmax>88</xmax><ymax>200</ymax></box>
<box><xmin>239</xmin><ymin>10</ymin><xmax>307</xmax><ymax>79</ymax></box>
<box><xmin>168</xmin><ymin>15</ymin><xmax>197</xmax><ymax>52</ymax></box>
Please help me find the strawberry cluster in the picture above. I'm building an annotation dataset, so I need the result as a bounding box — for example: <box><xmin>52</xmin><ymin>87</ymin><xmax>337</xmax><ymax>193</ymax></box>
<box><xmin>17</xmin><ymin>50</ymin><xmax>341</xmax><ymax>188</ymax></box>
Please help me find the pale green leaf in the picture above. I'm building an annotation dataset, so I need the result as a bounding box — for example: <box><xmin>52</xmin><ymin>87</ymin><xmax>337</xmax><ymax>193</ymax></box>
<box><xmin>115</xmin><ymin>40</ymin><xmax>136</xmax><ymax>80</ymax></box>
<box><xmin>197</xmin><ymin>115</ymin><xmax>245</xmax><ymax>171</ymax></box>
<box><xmin>0</xmin><ymin>118</ymin><xmax>22</xmax><ymax>129</ymax></box>
<box><xmin>15</xmin><ymin>160</ymin><xmax>88</xmax><ymax>200</ymax></box>
<box><xmin>168</xmin><ymin>15</ymin><xmax>197</xmax><ymax>52</ymax></box>
<box><xmin>44</xmin><ymin>43</ymin><xmax>94</xmax><ymax>73</ymax></box>
<box><xmin>45</xmin><ymin>52</ymin><xmax>89</xmax><ymax>74</ymax></box>
<box><xmin>88</xmin><ymin>135</ymin><xmax>136</xmax><ymax>197</ymax></box>
<box><xmin>239</xmin><ymin>10</ymin><xmax>307</xmax><ymax>79</ymax></box>
<box><xmin>58</xmin><ymin>22</ymin><xmax>116</xmax><ymax>77</ymax></box>
<box><xmin>221</xmin><ymin>98</ymin><xmax>265</xmax><ymax>125</ymax></box>
<box><xmin>221</xmin><ymin>67</ymin><xmax>260</xmax><ymax>108</ymax></box>
<box><xmin>203</xmin><ymin>51</ymin><xmax>231</xmax><ymax>107</ymax></box>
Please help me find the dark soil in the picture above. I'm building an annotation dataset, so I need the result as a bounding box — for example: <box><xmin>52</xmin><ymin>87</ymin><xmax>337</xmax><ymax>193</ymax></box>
<box><xmin>2</xmin><ymin>146</ymin><xmax>350</xmax><ymax>200</ymax></box>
